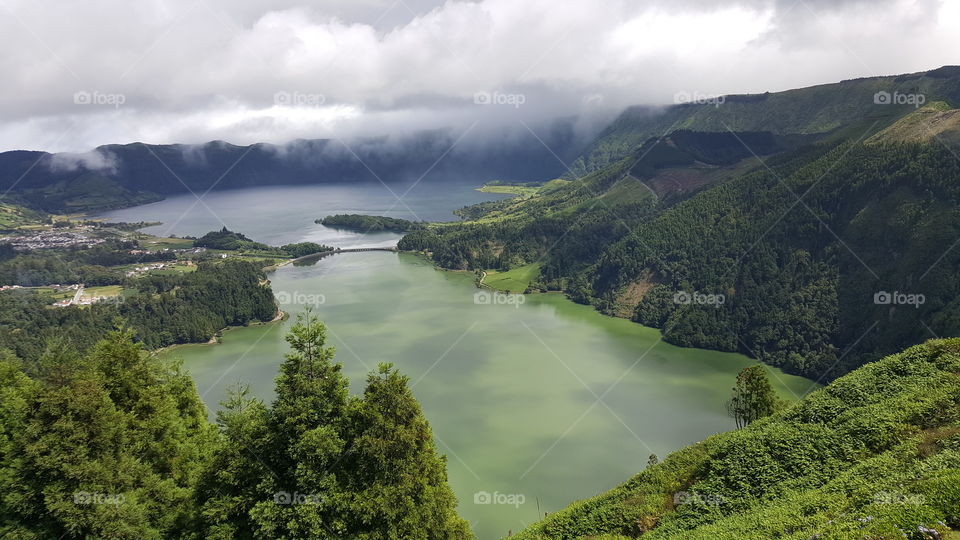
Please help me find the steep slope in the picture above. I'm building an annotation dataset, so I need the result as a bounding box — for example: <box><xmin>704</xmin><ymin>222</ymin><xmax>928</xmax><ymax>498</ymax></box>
<box><xmin>570</xmin><ymin>65</ymin><xmax>960</xmax><ymax>177</ymax></box>
<box><xmin>867</xmin><ymin>101</ymin><xmax>960</xmax><ymax>146</ymax></box>
<box><xmin>513</xmin><ymin>338</ymin><xmax>960</xmax><ymax>540</ymax></box>
<box><xmin>402</xmin><ymin>111</ymin><xmax>960</xmax><ymax>380</ymax></box>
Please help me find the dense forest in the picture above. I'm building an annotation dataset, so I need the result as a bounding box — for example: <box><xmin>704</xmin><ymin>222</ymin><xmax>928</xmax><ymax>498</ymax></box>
<box><xmin>513</xmin><ymin>338</ymin><xmax>960</xmax><ymax>539</ymax></box>
<box><xmin>194</xmin><ymin>227</ymin><xmax>330</xmax><ymax>257</ymax></box>
<box><xmin>0</xmin><ymin>312</ymin><xmax>469</xmax><ymax>539</ymax></box>
<box><xmin>401</xmin><ymin>130</ymin><xmax>960</xmax><ymax>381</ymax></box>
<box><xmin>0</xmin><ymin>240</ymin><xmax>176</xmax><ymax>286</ymax></box>
<box><xmin>318</xmin><ymin>214</ymin><xmax>426</xmax><ymax>232</ymax></box>
<box><xmin>0</xmin><ymin>259</ymin><xmax>276</xmax><ymax>362</ymax></box>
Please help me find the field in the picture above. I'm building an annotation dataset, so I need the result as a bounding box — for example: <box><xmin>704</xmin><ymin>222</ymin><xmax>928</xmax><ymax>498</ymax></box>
<box><xmin>149</xmin><ymin>265</ymin><xmax>197</xmax><ymax>275</ymax></box>
<box><xmin>477</xmin><ymin>183</ymin><xmax>541</xmax><ymax>196</ymax></box>
<box><xmin>84</xmin><ymin>285</ymin><xmax>125</xmax><ymax>298</ymax></box>
<box><xmin>139</xmin><ymin>235</ymin><xmax>195</xmax><ymax>249</ymax></box>
<box><xmin>482</xmin><ymin>263</ymin><xmax>541</xmax><ymax>292</ymax></box>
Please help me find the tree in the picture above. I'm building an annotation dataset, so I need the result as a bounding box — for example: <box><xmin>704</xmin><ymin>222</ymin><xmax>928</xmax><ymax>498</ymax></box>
<box><xmin>0</xmin><ymin>327</ymin><xmax>216</xmax><ymax>538</ymax></box>
<box><xmin>341</xmin><ymin>363</ymin><xmax>471</xmax><ymax>539</ymax></box>
<box><xmin>725</xmin><ymin>365</ymin><xmax>778</xmax><ymax>429</ymax></box>
<box><xmin>200</xmin><ymin>313</ymin><xmax>471</xmax><ymax>539</ymax></box>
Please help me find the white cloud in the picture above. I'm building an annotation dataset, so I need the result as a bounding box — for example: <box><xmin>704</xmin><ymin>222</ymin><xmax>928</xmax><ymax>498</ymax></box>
<box><xmin>0</xmin><ymin>0</ymin><xmax>956</xmax><ymax>152</ymax></box>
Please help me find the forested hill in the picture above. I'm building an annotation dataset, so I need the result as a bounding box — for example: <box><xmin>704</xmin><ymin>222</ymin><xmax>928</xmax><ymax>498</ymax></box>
<box><xmin>0</xmin><ymin>124</ymin><xmax>581</xmax><ymax>213</ymax></box>
<box><xmin>568</xmin><ymin>65</ymin><xmax>960</xmax><ymax>177</ymax></box>
<box><xmin>400</xmin><ymin>98</ymin><xmax>960</xmax><ymax>381</ymax></box>
<box><xmin>513</xmin><ymin>338</ymin><xmax>960</xmax><ymax>539</ymax></box>
<box><xmin>0</xmin><ymin>259</ymin><xmax>277</xmax><ymax>361</ymax></box>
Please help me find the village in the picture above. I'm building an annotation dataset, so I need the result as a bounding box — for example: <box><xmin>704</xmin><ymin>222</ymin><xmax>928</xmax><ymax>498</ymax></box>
<box><xmin>0</xmin><ymin>229</ymin><xmax>106</xmax><ymax>250</ymax></box>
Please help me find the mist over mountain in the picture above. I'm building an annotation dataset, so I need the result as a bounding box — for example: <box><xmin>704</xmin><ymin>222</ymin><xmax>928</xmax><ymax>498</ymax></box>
<box><xmin>0</xmin><ymin>119</ymin><xmax>585</xmax><ymax>212</ymax></box>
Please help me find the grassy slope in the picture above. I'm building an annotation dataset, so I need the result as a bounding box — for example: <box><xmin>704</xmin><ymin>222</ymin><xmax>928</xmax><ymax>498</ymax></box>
<box><xmin>477</xmin><ymin>183</ymin><xmax>542</xmax><ymax>197</ymax></box>
<box><xmin>570</xmin><ymin>66</ymin><xmax>960</xmax><ymax>177</ymax></box>
<box><xmin>483</xmin><ymin>263</ymin><xmax>542</xmax><ymax>292</ymax></box>
<box><xmin>514</xmin><ymin>339</ymin><xmax>960</xmax><ymax>539</ymax></box>
<box><xmin>0</xmin><ymin>202</ymin><xmax>45</xmax><ymax>229</ymax></box>
<box><xmin>867</xmin><ymin>101</ymin><xmax>960</xmax><ymax>145</ymax></box>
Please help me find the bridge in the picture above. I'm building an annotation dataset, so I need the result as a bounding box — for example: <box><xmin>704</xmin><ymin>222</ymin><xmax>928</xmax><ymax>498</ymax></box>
<box><xmin>333</xmin><ymin>247</ymin><xmax>398</xmax><ymax>253</ymax></box>
<box><xmin>288</xmin><ymin>246</ymin><xmax>399</xmax><ymax>264</ymax></box>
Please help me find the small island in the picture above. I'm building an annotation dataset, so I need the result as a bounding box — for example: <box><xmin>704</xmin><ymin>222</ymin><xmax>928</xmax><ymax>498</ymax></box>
<box><xmin>317</xmin><ymin>214</ymin><xmax>426</xmax><ymax>232</ymax></box>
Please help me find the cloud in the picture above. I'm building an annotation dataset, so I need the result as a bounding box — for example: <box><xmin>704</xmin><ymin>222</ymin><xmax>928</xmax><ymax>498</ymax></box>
<box><xmin>47</xmin><ymin>149</ymin><xmax>119</xmax><ymax>173</ymax></box>
<box><xmin>0</xmin><ymin>0</ymin><xmax>956</xmax><ymax>152</ymax></box>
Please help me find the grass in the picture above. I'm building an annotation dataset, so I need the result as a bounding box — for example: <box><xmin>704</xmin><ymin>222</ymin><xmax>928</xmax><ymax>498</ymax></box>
<box><xmin>140</xmin><ymin>235</ymin><xmax>195</xmax><ymax>249</ymax></box>
<box><xmin>477</xmin><ymin>183</ymin><xmax>541</xmax><ymax>196</ymax></box>
<box><xmin>149</xmin><ymin>265</ymin><xmax>197</xmax><ymax>276</ymax></box>
<box><xmin>0</xmin><ymin>203</ymin><xmax>43</xmax><ymax>228</ymax></box>
<box><xmin>482</xmin><ymin>263</ymin><xmax>541</xmax><ymax>293</ymax></box>
<box><xmin>84</xmin><ymin>285</ymin><xmax>124</xmax><ymax>297</ymax></box>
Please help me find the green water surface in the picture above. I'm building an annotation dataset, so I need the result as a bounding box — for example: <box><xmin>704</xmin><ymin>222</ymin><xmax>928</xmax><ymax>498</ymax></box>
<box><xmin>163</xmin><ymin>251</ymin><xmax>816</xmax><ymax>539</ymax></box>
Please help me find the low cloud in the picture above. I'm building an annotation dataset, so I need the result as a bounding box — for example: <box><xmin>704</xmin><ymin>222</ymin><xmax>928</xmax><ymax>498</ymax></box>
<box><xmin>0</xmin><ymin>0</ymin><xmax>956</xmax><ymax>152</ymax></box>
<box><xmin>47</xmin><ymin>149</ymin><xmax>119</xmax><ymax>173</ymax></box>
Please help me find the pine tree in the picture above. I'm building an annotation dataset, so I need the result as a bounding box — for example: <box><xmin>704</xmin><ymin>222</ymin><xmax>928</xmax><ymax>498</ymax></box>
<box><xmin>197</xmin><ymin>383</ymin><xmax>273</xmax><ymax>540</ymax></box>
<box><xmin>0</xmin><ymin>328</ymin><xmax>216</xmax><ymax>538</ymax></box>
<box><xmin>248</xmin><ymin>311</ymin><xmax>352</xmax><ymax>538</ymax></box>
<box><xmin>203</xmin><ymin>313</ymin><xmax>472</xmax><ymax>539</ymax></box>
<box><xmin>342</xmin><ymin>363</ymin><xmax>471</xmax><ymax>539</ymax></box>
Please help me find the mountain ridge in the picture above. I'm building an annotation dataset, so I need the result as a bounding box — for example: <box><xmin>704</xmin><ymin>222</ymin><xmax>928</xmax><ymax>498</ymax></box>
<box><xmin>566</xmin><ymin>65</ymin><xmax>960</xmax><ymax>178</ymax></box>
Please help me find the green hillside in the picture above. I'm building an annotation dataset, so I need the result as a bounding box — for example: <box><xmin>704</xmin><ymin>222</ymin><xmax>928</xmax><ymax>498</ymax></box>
<box><xmin>0</xmin><ymin>202</ymin><xmax>45</xmax><ymax>229</ymax></box>
<box><xmin>569</xmin><ymin>66</ymin><xmax>960</xmax><ymax>177</ymax></box>
<box><xmin>400</xmin><ymin>104</ymin><xmax>960</xmax><ymax>381</ymax></box>
<box><xmin>19</xmin><ymin>172</ymin><xmax>163</xmax><ymax>212</ymax></box>
<box><xmin>867</xmin><ymin>101</ymin><xmax>960</xmax><ymax>146</ymax></box>
<box><xmin>513</xmin><ymin>338</ymin><xmax>960</xmax><ymax>539</ymax></box>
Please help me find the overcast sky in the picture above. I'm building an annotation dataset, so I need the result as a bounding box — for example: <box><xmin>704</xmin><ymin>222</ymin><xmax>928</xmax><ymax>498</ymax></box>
<box><xmin>0</xmin><ymin>0</ymin><xmax>957</xmax><ymax>152</ymax></box>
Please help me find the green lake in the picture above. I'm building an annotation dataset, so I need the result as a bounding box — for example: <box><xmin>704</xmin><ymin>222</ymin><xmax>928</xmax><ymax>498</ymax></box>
<box><xmin>162</xmin><ymin>250</ymin><xmax>815</xmax><ymax>540</ymax></box>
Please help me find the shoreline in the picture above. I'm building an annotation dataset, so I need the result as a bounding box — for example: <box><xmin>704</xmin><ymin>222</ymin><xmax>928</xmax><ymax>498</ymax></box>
<box><xmin>154</xmin><ymin>308</ymin><xmax>287</xmax><ymax>355</ymax></box>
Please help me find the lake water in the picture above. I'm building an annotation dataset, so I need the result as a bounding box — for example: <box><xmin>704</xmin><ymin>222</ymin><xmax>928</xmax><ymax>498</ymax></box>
<box><xmin>95</xmin><ymin>181</ymin><xmax>510</xmax><ymax>248</ymax></box>
<box><xmin>102</xmin><ymin>183</ymin><xmax>815</xmax><ymax>539</ymax></box>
